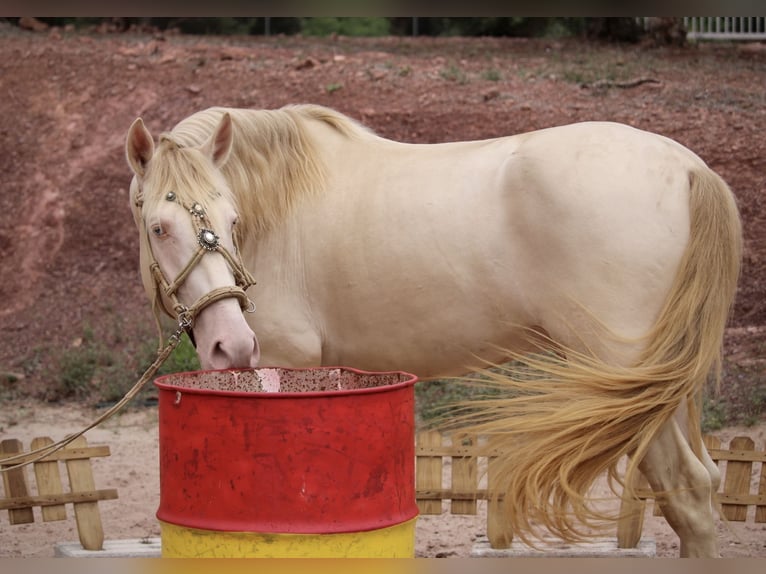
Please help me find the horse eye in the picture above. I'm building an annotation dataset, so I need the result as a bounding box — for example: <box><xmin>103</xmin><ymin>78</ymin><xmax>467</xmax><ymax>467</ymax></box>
<box><xmin>151</xmin><ymin>225</ymin><xmax>164</xmax><ymax>237</ymax></box>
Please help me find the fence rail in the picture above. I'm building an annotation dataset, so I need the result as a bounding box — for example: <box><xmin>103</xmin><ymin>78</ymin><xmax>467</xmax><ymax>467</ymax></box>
<box><xmin>684</xmin><ymin>17</ymin><xmax>766</xmax><ymax>40</ymax></box>
<box><xmin>415</xmin><ymin>431</ymin><xmax>766</xmax><ymax>550</ymax></box>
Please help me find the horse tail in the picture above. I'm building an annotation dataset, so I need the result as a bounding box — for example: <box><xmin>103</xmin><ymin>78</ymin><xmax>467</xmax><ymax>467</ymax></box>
<box><xmin>452</xmin><ymin>166</ymin><xmax>742</xmax><ymax>543</ymax></box>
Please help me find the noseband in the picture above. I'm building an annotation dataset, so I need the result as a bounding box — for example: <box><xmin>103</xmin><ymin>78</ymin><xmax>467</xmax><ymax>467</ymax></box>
<box><xmin>137</xmin><ymin>190</ymin><xmax>256</xmax><ymax>347</ymax></box>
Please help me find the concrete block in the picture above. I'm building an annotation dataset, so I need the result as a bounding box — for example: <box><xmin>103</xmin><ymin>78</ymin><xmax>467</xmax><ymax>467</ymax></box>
<box><xmin>471</xmin><ymin>536</ymin><xmax>656</xmax><ymax>558</ymax></box>
<box><xmin>54</xmin><ymin>537</ymin><xmax>162</xmax><ymax>558</ymax></box>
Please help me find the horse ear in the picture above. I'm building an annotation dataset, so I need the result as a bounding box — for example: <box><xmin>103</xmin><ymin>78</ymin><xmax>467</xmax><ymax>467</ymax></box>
<box><xmin>203</xmin><ymin>112</ymin><xmax>233</xmax><ymax>168</ymax></box>
<box><xmin>126</xmin><ymin>118</ymin><xmax>154</xmax><ymax>177</ymax></box>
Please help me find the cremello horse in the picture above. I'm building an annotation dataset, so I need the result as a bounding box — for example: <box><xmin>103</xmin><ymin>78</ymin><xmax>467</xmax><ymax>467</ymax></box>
<box><xmin>126</xmin><ymin>105</ymin><xmax>741</xmax><ymax>557</ymax></box>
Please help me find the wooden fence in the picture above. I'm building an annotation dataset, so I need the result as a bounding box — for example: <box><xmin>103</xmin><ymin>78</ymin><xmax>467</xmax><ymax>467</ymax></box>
<box><xmin>4</xmin><ymin>430</ymin><xmax>763</xmax><ymax>552</ymax></box>
<box><xmin>684</xmin><ymin>17</ymin><xmax>766</xmax><ymax>41</ymax></box>
<box><xmin>415</xmin><ymin>430</ymin><xmax>766</xmax><ymax>549</ymax></box>
<box><xmin>0</xmin><ymin>436</ymin><xmax>118</xmax><ymax>550</ymax></box>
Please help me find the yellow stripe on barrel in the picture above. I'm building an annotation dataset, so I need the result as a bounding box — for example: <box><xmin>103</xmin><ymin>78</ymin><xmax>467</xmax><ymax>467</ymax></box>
<box><xmin>160</xmin><ymin>517</ymin><xmax>417</xmax><ymax>558</ymax></box>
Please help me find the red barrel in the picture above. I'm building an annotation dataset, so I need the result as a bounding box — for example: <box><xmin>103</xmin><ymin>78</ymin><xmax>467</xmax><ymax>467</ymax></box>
<box><xmin>154</xmin><ymin>366</ymin><xmax>418</xmax><ymax>557</ymax></box>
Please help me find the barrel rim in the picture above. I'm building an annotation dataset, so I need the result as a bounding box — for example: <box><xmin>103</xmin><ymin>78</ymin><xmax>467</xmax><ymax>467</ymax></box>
<box><xmin>153</xmin><ymin>365</ymin><xmax>418</xmax><ymax>398</ymax></box>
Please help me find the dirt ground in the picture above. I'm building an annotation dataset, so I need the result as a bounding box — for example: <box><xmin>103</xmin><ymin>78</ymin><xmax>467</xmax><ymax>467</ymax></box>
<box><xmin>0</xmin><ymin>22</ymin><xmax>765</xmax><ymax>558</ymax></box>
<box><xmin>0</xmin><ymin>404</ymin><xmax>764</xmax><ymax>558</ymax></box>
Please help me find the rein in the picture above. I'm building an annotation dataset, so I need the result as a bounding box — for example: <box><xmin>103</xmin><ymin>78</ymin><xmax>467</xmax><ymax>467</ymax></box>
<box><xmin>0</xmin><ymin>192</ymin><xmax>257</xmax><ymax>473</ymax></box>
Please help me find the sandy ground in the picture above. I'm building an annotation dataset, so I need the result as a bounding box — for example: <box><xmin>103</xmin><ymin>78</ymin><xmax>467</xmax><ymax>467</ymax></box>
<box><xmin>1</xmin><ymin>402</ymin><xmax>764</xmax><ymax>558</ymax></box>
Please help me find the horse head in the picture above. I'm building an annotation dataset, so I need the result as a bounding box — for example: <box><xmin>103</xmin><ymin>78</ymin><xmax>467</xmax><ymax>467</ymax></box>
<box><xmin>126</xmin><ymin>113</ymin><xmax>260</xmax><ymax>370</ymax></box>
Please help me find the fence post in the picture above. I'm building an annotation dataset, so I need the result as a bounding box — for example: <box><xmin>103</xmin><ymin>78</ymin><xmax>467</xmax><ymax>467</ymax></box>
<box><xmin>31</xmin><ymin>437</ymin><xmax>67</xmax><ymax>521</ymax></box>
<box><xmin>416</xmin><ymin>430</ymin><xmax>443</xmax><ymax>515</ymax></box>
<box><xmin>64</xmin><ymin>436</ymin><xmax>106</xmax><ymax>550</ymax></box>
<box><xmin>0</xmin><ymin>439</ymin><xmax>34</xmax><ymax>524</ymax></box>
<box><xmin>486</xmin><ymin>453</ymin><xmax>512</xmax><ymax>548</ymax></box>
<box><xmin>721</xmin><ymin>436</ymin><xmax>756</xmax><ymax>521</ymax></box>
<box><xmin>450</xmin><ymin>433</ymin><xmax>477</xmax><ymax>515</ymax></box>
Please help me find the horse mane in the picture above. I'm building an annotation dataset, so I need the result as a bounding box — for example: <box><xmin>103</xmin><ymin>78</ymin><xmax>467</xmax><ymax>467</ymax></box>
<box><xmin>164</xmin><ymin>104</ymin><xmax>374</xmax><ymax>238</ymax></box>
<box><xmin>141</xmin><ymin>136</ymin><xmax>228</xmax><ymax>218</ymax></box>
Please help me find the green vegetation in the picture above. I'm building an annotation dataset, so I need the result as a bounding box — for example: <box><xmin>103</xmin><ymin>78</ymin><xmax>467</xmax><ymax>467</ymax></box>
<box><xmin>14</xmin><ymin>17</ymin><xmax>660</xmax><ymax>42</ymax></box>
<box><xmin>481</xmin><ymin>68</ymin><xmax>502</xmax><ymax>82</ymax></box>
<box><xmin>9</xmin><ymin>326</ymin><xmax>759</xmax><ymax>431</ymax></box>
<box><xmin>415</xmin><ymin>366</ymin><xmax>524</xmax><ymax>429</ymax></box>
<box><xmin>440</xmin><ymin>64</ymin><xmax>468</xmax><ymax>84</ymax></box>
<box><xmin>300</xmin><ymin>17</ymin><xmax>390</xmax><ymax>37</ymax></box>
<box><xmin>701</xmin><ymin>396</ymin><xmax>727</xmax><ymax>432</ymax></box>
<box><xmin>37</xmin><ymin>322</ymin><xmax>200</xmax><ymax>406</ymax></box>
<box><xmin>7</xmin><ymin>315</ymin><xmax>762</xmax><ymax>432</ymax></box>
<box><xmin>417</xmin><ymin>362</ymin><xmax>764</xmax><ymax>433</ymax></box>
<box><xmin>55</xmin><ymin>326</ymin><xmax>108</xmax><ymax>399</ymax></box>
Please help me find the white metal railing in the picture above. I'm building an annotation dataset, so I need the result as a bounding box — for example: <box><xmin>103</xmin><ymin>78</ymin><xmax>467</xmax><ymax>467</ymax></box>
<box><xmin>684</xmin><ymin>16</ymin><xmax>766</xmax><ymax>40</ymax></box>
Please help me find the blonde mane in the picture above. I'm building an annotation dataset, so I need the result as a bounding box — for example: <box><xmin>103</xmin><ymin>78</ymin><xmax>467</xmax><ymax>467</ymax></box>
<box><xmin>160</xmin><ymin>104</ymin><xmax>374</xmax><ymax>239</ymax></box>
<box><xmin>142</xmin><ymin>137</ymin><xmax>229</xmax><ymax>217</ymax></box>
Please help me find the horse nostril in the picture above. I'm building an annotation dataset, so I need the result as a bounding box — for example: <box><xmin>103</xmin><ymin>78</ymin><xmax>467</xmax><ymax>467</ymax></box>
<box><xmin>208</xmin><ymin>341</ymin><xmax>228</xmax><ymax>370</ymax></box>
<box><xmin>208</xmin><ymin>336</ymin><xmax>257</xmax><ymax>370</ymax></box>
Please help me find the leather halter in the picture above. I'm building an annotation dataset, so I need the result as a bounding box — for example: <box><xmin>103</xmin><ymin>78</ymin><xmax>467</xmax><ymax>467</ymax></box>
<box><xmin>136</xmin><ymin>190</ymin><xmax>256</xmax><ymax>347</ymax></box>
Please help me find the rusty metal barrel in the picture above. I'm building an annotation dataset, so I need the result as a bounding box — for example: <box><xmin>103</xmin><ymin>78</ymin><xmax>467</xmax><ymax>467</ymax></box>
<box><xmin>154</xmin><ymin>366</ymin><xmax>418</xmax><ymax>557</ymax></box>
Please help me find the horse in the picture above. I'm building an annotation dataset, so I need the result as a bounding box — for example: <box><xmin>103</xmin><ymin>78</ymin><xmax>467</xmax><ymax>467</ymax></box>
<box><xmin>125</xmin><ymin>104</ymin><xmax>741</xmax><ymax>557</ymax></box>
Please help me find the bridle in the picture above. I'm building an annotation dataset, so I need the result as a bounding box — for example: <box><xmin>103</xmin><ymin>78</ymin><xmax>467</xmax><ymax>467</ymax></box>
<box><xmin>136</xmin><ymin>189</ymin><xmax>256</xmax><ymax>348</ymax></box>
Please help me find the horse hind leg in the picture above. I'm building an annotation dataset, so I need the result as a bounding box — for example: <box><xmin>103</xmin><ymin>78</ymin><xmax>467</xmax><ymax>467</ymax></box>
<box><xmin>701</xmin><ymin>437</ymin><xmax>722</xmax><ymax>507</ymax></box>
<box><xmin>638</xmin><ymin>416</ymin><xmax>719</xmax><ymax>557</ymax></box>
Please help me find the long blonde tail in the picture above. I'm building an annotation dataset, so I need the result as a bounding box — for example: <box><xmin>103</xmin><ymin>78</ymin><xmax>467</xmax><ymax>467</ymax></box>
<box><xmin>450</xmin><ymin>167</ymin><xmax>742</xmax><ymax>543</ymax></box>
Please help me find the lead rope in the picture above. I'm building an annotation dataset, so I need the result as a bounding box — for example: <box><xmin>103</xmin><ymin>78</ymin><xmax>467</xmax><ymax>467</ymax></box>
<box><xmin>0</xmin><ymin>317</ymin><xmax>188</xmax><ymax>473</ymax></box>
